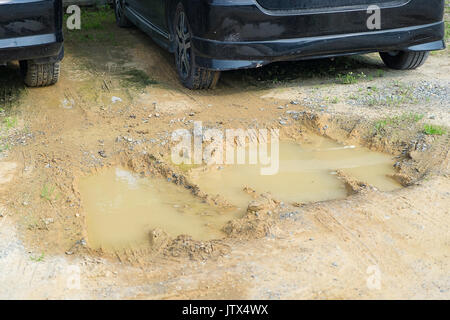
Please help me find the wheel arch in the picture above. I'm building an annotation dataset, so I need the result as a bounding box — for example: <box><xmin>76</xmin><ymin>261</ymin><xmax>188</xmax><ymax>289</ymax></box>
<box><xmin>165</xmin><ymin>0</ymin><xmax>209</xmax><ymax>52</ymax></box>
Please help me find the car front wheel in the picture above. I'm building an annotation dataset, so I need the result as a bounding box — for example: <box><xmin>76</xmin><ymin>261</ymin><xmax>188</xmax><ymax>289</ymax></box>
<box><xmin>173</xmin><ymin>3</ymin><xmax>220</xmax><ymax>90</ymax></box>
<box><xmin>20</xmin><ymin>60</ymin><xmax>60</xmax><ymax>87</ymax></box>
<box><xmin>379</xmin><ymin>51</ymin><xmax>429</xmax><ymax>70</ymax></box>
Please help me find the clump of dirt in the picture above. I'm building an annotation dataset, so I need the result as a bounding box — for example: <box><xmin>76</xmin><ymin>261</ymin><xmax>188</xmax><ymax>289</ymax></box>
<box><xmin>243</xmin><ymin>186</ymin><xmax>258</xmax><ymax>199</ymax></box>
<box><xmin>223</xmin><ymin>193</ymin><xmax>279</xmax><ymax>239</ymax></box>
<box><xmin>336</xmin><ymin>170</ymin><xmax>370</xmax><ymax>194</ymax></box>
<box><xmin>106</xmin><ymin>226</ymin><xmax>231</xmax><ymax>262</ymax></box>
<box><xmin>65</xmin><ymin>238</ymin><xmax>89</xmax><ymax>256</ymax></box>
<box><xmin>148</xmin><ymin>228</ymin><xmax>171</xmax><ymax>253</ymax></box>
<box><xmin>165</xmin><ymin>235</ymin><xmax>230</xmax><ymax>261</ymax></box>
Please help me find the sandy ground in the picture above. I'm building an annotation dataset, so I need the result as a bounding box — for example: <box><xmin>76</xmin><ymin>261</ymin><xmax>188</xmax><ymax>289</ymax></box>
<box><xmin>0</xmin><ymin>9</ymin><xmax>449</xmax><ymax>299</ymax></box>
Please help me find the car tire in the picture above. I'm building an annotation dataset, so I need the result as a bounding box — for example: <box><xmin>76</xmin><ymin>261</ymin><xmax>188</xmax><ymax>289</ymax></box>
<box><xmin>173</xmin><ymin>3</ymin><xmax>220</xmax><ymax>90</ymax></box>
<box><xmin>20</xmin><ymin>60</ymin><xmax>60</xmax><ymax>87</ymax></box>
<box><xmin>114</xmin><ymin>0</ymin><xmax>132</xmax><ymax>28</ymax></box>
<box><xmin>379</xmin><ymin>51</ymin><xmax>429</xmax><ymax>70</ymax></box>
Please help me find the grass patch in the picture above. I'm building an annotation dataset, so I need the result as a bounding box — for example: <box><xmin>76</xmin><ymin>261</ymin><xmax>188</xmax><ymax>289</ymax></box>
<box><xmin>336</xmin><ymin>72</ymin><xmax>367</xmax><ymax>85</ymax></box>
<box><xmin>81</xmin><ymin>5</ymin><xmax>113</xmax><ymax>31</ymax></box>
<box><xmin>30</xmin><ymin>252</ymin><xmax>45</xmax><ymax>262</ymax></box>
<box><xmin>325</xmin><ymin>96</ymin><xmax>340</xmax><ymax>104</ymax></box>
<box><xmin>375</xmin><ymin>112</ymin><xmax>424</xmax><ymax>133</ymax></box>
<box><xmin>3</xmin><ymin>116</ymin><xmax>17</xmax><ymax>129</ymax></box>
<box><xmin>423</xmin><ymin>124</ymin><xmax>446</xmax><ymax>136</ymax></box>
<box><xmin>40</xmin><ymin>183</ymin><xmax>58</xmax><ymax>202</ymax></box>
<box><xmin>64</xmin><ymin>5</ymin><xmax>117</xmax><ymax>44</ymax></box>
<box><xmin>375</xmin><ymin>69</ymin><xmax>385</xmax><ymax>78</ymax></box>
<box><xmin>120</xmin><ymin>69</ymin><xmax>158</xmax><ymax>89</ymax></box>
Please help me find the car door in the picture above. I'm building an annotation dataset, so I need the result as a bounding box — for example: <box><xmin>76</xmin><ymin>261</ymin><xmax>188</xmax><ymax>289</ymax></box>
<box><xmin>138</xmin><ymin>0</ymin><xmax>168</xmax><ymax>33</ymax></box>
<box><xmin>124</xmin><ymin>0</ymin><xmax>147</xmax><ymax>20</ymax></box>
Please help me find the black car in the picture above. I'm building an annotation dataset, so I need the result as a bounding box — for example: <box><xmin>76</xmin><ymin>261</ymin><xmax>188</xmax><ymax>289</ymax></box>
<box><xmin>114</xmin><ymin>0</ymin><xmax>445</xmax><ymax>89</ymax></box>
<box><xmin>0</xmin><ymin>0</ymin><xmax>64</xmax><ymax>87</ymax></box>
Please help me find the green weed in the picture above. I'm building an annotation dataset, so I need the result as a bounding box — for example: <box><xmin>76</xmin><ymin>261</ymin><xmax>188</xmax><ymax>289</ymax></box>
<box><xmin>423</xmin><ymin>124</ymin><xmax>446</xmax><ymax>135</ymax></box>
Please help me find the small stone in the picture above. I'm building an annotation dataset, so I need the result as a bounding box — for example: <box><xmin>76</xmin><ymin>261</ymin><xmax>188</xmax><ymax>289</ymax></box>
<box><xmin>98</xmin><ymin>150</ymin><xmax>107</xmax><ymax>158</ymax></box>
<box><xmin>248</xmin><ymin>198</ymin><xmax>272</xmax><ymax>212</ymax></box>
<box><xmin>43</xmin><ymin>218</ymin><xmax>54</xmax><ymax>225</ymax></box>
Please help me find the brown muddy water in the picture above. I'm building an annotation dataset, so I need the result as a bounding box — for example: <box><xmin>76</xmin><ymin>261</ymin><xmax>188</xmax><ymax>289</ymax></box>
<box><xmin>80</xmin><ymin>135</ymin><xmax>401</xmax><ymax>250</ymax></box>
<box><xmin>79</xmin><ymin>168</ymin><xmax>241</xmax><ymax>250</ymax></box>
<box><xmin>191</xmin><ymin>135</ymin><xmax>402</xmax><ymax>208</ymax></box>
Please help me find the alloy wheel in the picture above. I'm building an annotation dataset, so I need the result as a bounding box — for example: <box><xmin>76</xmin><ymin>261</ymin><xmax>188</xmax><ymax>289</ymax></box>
<box><xmin>175</xmin><ymin>11</ymin><xmax>191</xmax><ymax>79</ymax></box>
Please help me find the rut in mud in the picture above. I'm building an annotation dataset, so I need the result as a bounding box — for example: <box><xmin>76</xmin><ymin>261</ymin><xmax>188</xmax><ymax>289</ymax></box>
<box><xmin>78</xmin><ymin>131</ymin><xmax>403</xmax><ymax>253</ymax></box>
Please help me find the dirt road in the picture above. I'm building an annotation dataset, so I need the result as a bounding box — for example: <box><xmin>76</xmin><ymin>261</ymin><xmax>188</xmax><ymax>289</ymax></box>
<box><xmin>0</xmin><ymin>7</ymin><xmax>448</xmax><ymax>299</ymax></box>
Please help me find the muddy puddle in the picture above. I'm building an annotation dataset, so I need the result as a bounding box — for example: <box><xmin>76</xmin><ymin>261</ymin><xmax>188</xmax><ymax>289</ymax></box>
<box><xmin>191</xmin><ymin>135</ymin><xmax>402</xmax><ymax>208</ymax></box>
<box><xmin>80</xmin><ymin>135</ymin><xmax>401</xmax><ymax>251</ymax></box>
<box><xmin>79</xmin><ymin>168</ymin><xmax>241</xmax><ymax>250</ymax></box>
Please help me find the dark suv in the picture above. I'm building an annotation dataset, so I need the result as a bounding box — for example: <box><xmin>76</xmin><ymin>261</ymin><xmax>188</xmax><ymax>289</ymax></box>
<box><xmin>114</xmin><ymin>0</ymin><xmax>445</xmax><ymax>89</ymax></box>
<box><xmin>0</xmin><ymin>0</ymin><xmax>64</xmax><ymax>87</ymax></box>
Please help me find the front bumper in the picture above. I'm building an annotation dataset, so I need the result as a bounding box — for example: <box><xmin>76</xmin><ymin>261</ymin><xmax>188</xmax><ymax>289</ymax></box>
<box><xmin>193</xmin><ymin>21</ymin><xmax>446</xmax><ymax>71</ymax></box>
